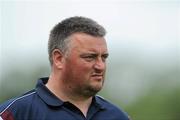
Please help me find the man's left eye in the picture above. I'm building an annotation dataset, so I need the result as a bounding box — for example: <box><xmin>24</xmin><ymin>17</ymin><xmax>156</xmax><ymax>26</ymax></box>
<box><xmin>102</xmin><ymin>54</ymin><xmax>108</xmax><ymax>61</ymax></box>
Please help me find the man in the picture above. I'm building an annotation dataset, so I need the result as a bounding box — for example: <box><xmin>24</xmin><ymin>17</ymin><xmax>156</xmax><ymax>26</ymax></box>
<box><xmin>0</xmin><ymin>16</ymin><xmax>130</xmax><ymax>120</ymax></box>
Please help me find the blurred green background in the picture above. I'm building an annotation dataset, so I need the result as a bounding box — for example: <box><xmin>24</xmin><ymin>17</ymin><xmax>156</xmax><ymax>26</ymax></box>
<box><xmin>0</xmin><ymin>0</ymin><xmax>180</xmax><ymax>120</ymax></box>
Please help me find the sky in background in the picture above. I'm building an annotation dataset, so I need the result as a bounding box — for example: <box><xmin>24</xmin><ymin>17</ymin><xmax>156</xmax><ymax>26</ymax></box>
<box><xmin>0</xmin><ymin>0</ymin><xmax>180</xmax><ymax>103</ymax></box>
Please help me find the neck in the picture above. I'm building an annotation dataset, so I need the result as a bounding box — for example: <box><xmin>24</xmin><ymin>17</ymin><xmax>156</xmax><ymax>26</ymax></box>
<box><xmin>46</xmin><ymin>75</ymin><xmax>92</xmax><ymax>117</ymax></box>
<box><xmin>69</xmin><ymin>97</ymin><xmax>92</xmax><ymax>117</ymax></box>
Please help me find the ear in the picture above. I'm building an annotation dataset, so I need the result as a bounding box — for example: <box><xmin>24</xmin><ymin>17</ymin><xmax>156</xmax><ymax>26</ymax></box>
<box><xmin>52</xmin><ymin>49</ymin><xmax>64</xmax><ymax>69</ymax></box>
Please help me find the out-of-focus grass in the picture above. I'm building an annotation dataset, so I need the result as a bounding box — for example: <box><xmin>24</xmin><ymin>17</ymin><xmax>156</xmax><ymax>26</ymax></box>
<box><xmin>0</xmin><ymin>64</ymin><xmax>179</xmax><ymax>120</ymax></box>
<box><xmin>126</xmin><ymin>87</ymin><xmax>180</xmax><ymax>120</ymax></box>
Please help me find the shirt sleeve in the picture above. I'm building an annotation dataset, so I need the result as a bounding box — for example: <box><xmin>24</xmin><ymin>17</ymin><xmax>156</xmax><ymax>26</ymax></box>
<box><xmin>0</xmin><ymin>110</ymin><xmax>14</xmax><ymax>120</ymax></box>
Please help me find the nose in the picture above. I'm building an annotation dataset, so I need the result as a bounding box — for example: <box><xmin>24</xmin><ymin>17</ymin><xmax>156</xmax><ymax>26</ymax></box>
<box><xmin>93</xmin><ymin>57</ymin><xmax>106</xmax><ymax>71</ymax></box>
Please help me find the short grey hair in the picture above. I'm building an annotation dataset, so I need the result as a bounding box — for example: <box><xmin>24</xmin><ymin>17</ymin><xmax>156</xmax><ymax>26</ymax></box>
<box><xmin>48</xmin><ymin>16</ymin><xmax>106</xmax><ymax>65</ymax></box>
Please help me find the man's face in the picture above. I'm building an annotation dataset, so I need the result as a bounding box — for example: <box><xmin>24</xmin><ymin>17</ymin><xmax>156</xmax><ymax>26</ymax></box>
<box><xmin>62</xmin><ymin>33</ymin><xmax>108</xmax><ymax>97</ymax></box>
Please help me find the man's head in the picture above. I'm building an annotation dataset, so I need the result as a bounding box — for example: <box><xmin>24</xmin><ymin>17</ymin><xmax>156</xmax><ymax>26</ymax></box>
<box><xmin>48</xmin><ymin>16</ymin><xmax>108</xmax><ymax>98</ymax></box>
<box><xmin>48</xmin><ymin>16</ymin><xmax>106</xmax><ymax>65</ymax></box>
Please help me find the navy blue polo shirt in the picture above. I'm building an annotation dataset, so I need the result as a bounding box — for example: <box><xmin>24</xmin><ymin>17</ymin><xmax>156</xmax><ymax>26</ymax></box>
<box><xmin>0</xmin><ymin>78</ymin><xmax>130</xmax><ymax>120</ymax></box>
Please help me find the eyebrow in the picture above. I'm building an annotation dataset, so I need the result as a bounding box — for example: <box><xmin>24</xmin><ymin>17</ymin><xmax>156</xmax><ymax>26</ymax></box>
<box><xmin>80</xmin><ymin>52</ymin><xmax>109</xmax><ymax>57</ymax></box>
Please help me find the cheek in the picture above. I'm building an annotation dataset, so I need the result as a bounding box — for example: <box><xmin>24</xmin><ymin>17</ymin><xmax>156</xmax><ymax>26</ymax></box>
<box><xmin>66</xmin><ymin>64</ymin><xmax>91</xmax><ymax>84</ymax></box>
<box><xmin>76</xmin><ymin>63</ymin><xmax>92</xmax><ymax>74</ymax></box>
<box><xmin>73</xmin><ymin>58</ymin><xmax>93</xmax><ymax>70</ymax></box>
<box><xmin>67</xmin><ymin>60</ymin><xmax>92</xmax><ymax>74</ymax></box>
<box><xmin>65</xmin><ymin>55</ymin><xmax>94</xmax><ymax>76</ymax></box>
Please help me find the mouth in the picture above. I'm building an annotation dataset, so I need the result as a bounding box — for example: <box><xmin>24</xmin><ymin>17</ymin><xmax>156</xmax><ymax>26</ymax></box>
<box><xmin>91</xmin><ymin>74</ymin><xmax>103</xmax><ymax>80</ymax></box>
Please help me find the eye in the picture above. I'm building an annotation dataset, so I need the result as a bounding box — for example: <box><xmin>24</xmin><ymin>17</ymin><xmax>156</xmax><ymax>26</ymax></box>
<box><xmin>83</xmin><ymin>55</ymin><xmax>96</xmax><ymax>62</ymax></box>
<box><xmin>102</xmin><ymin>54</ymin><xmax>109</xmax><ymax>62</ymax></box>
<box><xmin>80</xmin><ymin>54</ymin><xmax>97</xmax><ymax>62</ymax></box>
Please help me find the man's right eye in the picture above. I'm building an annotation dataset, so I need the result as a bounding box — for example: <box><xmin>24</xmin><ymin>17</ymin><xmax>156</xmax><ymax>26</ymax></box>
<box><xmin>83</xmin><ymin>56</ymin><xmax>96</xmax><ymax>62</ymax></box>
<box><xmin>80</xmin><ymin>53</ymin><xmax>97</xmax><ymax>61</ymax></box>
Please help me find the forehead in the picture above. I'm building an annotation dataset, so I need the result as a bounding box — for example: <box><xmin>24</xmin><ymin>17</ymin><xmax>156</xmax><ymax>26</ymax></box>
<box><xmin>68</xmin><ymin>33</ymin><xmax>108</xmax><ymax>53</ymax></box>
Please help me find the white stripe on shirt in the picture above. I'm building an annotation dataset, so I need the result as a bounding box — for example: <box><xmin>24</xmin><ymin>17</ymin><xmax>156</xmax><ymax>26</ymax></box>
<box><xmin>0</xmin><ymin>91</ymin><xmax>36</xmax><ymax>115</ymax></box>
<box><xmin>0</xmin><ymin>116</ymin><xmax>3</xmax><ymax>120</ymax></box>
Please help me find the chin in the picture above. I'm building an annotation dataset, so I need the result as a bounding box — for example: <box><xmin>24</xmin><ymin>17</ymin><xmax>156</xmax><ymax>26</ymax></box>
<box><xmin>83</xmin><ymin>85</ymin><xmax>103</xmax><ymax>97</ymax></box>
<box><xmin>91</xmin><ymin>84</ymin><xmax>103</xmax><ymax>93</ymax></box>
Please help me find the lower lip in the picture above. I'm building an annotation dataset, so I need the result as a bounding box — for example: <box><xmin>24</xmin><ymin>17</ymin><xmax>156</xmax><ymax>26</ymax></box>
<box><xmin>92</xmin><ymin>76</ymin><xmax>103</xmax><ymax>80</ymax></box>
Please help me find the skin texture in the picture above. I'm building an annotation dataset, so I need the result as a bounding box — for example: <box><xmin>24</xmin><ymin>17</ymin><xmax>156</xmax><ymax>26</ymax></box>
<box><xmin>46</xmin><ymin>33</ymin><xmax>108</xmax><ymax>116</ymax></box>
<box><xmin>62</xmin><ymin>33</ymin><xmax>108</xmax><ymax>98</ymax></box>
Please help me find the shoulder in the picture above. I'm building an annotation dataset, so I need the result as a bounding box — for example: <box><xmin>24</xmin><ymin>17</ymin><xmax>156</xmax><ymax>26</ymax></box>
<box><xmin>0</xmin><ymin>90</ymin><xmax>37</xmax><ymax>118</ymax></box>
<box><xmin>95</xmin><ymin>95</ymin><xmax>130</xmax><ymax>119</ymax></box>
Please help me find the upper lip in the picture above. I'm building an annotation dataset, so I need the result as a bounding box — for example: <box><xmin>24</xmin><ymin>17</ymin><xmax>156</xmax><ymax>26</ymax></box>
<box><xmin>91</xmin><ymin>74</ymin><xmax>103</xmax><ymax>77</ymax></box>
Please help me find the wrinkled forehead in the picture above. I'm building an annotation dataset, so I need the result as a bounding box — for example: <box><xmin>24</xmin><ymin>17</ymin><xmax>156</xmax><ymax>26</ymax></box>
<box><xmin>68</xmin><ymin>33</ymin><xmax>108</xmax><ymax>53</ymax></box>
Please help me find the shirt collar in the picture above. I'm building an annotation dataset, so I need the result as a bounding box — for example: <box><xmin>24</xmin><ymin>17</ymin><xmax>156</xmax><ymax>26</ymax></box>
<box><xmin>36</xmin><ymin>77</ymin><xmax>64</xmax><ymax>107</ymax></box>
<box><xmin>36</xmin><ymin>77</ymin><xmax>106</xmax><ymax>109</ymax></box>
<box><xmin>93</xmin><ymin>95</ymin><xmax>106</xmax><ymax>110</ymax></box>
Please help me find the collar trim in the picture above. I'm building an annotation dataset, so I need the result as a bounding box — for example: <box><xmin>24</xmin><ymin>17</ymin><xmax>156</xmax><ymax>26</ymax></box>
<box><xmin>36</xmin><ymin>78</ymin><xmax>63</xmax><ymax>107</ymax></box>
<box><xmin>36</xmin><ymin>77</ymin><xmax>107</xmax><ymax>109</ymax></box>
